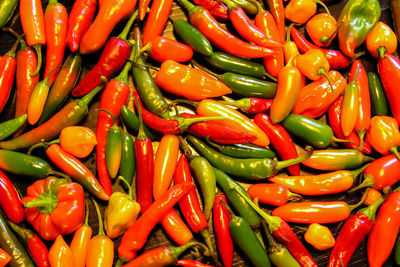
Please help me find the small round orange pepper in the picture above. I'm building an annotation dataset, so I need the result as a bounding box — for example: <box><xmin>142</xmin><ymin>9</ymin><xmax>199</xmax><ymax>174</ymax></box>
<box><xmin>304</xmin><ymin>223</ymin><xmax>335</xmax><ymax>250</ymax></box>
<box><xmin>366</xmin><ymin>22</ymin><xmax>398</xmax><ymax>58</ymax></box>
<box><xmin>60</xmin><ymin>126</ymin><xmax>97</xmax><ymax>158</ymax></box>
<box><xmin>306</xmin><ymin>13</ymin><xmax>338</xmax><ymax>47</ymax></box>
<box><xmin>285</xmin><ymin>0</ymin><xmax>329</xmax><ymax>25</ymax></box>
<box><xmin>362</xmin><ymin>188</ymin><xmax>382</xmax><ymax>206</ymax></box>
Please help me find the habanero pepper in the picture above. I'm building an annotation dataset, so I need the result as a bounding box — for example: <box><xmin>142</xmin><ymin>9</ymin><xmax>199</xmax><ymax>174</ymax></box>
<box><xmin>139</xmin><ymin>36</ymin><xmax>193</xmax><ymax>63</ymax></box>
<box><xmin>366</xmin><ymin>116</ymin><xmax>400</xmax><ymax>159</ymax></box>
<box><xmin>304</xmin><ymin>223</ymin><xmax>335</xmax><ymax>251</ymax></box>
<box><xmin>49</xmin><ymin>235</ymin><xmax>73</xmax><ymax>267</ymax></box>
<box><xmin>366</xmin><ymin>22</ymin><xmax>397</xmax><ymax>58</ymax></box>
<box><xmin>247</xmin><ymin>183</ymin><xmax>301</xmax><ymax>206</ymax></box>
<box><xmin>213</xmin><ymin>194</ymin><xmax>233</xmax><ymax>267</ymax></box>
<box><xmin>206</xmin><ymin>138</ymin><xmax>275</xmax><ymax>159</ymax></box>
<box><xmin>142</xmin><ymin>0</ymin><xmax>173</xmax><ymax>45</ymax></box>
<box><xmin>220</xmin><ymin>98</ymin><xmax>273</xmax><ymax>114</ymax></box>
<box><xmin>306</xmin><ymin>12</ymin><xmax>338</xmax><ymax>47</ymax></box>
<box><xmin>0</xmin><ymin>37</ymin><xmax>19</xmax><ymax>114</ymax></box>
<box><xmin>368</xmin><ymin>72</ymin><xmax>388</xmax><ymax>116</ymax></box>
<box><xmin>285</xmin><ymin>0</ymin><xmax>330</xmax><ymax>25</ymax></box>
<box><xmin>0</xmin><ymin>169</ymin><xmax>24</xmax><ymax>223</ymax></box>
<box><xmin>59</xmin><ymin>126</ymin><xmax>97</xmax><ymax>158</ymax></box>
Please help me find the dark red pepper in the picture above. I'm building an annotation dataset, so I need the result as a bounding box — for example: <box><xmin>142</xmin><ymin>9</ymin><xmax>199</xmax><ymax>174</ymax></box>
<box><xmin>0</xmin><ymin>170</ymin><xmax>24</xmax><ymax>223</ymax></box>
<box><xmin>192</xmin><ymin>0</ymin><xmax>228</xmax><ymax>20</ymax></box>
<box><xmin>0</xmin><ymin>37</ymin><xmax>19</xmax><ymax>113</ymax></box>
<box><xmin>213</xmin><ymin>194</ymin><xmax>233</xmax><ymax>267</ymax></box>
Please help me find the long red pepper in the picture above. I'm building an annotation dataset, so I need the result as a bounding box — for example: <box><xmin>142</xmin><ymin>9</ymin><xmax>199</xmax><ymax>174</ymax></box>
<box><xmin>367</xmin><ymin>189</ymin><xmax>400</xmax><ymax>267</ymax></box>
<box><xmin>291</xmin><ymin>27</ymin><xmax>351</xmax><ymax>69</ymax></box>
<box><xmin>328</xmin><ymin>94</ymin><xmax>372</xmax><ymax>154</ymax></box>
<box><xmin>0</xmin><ymin>37</ymin><xmax>19</xmax><ymax>114</ymax></box>
<box><xmin>265</xmin><ymin>0</ymin><xmax>285</xmax><ymax>43</ymax></box>
<box><xmin>213</xmin><ymin>194</ymin><xmax>233</xmax><ymax>267</ymax></box>
<box><xmin>0</xmin><ymin>170</ymin><xmax>24</xmax><ymax>223</ymax></box>
<box><xmin>192</xmin><ymin>0</ymin><xmax>228</xmax><ymax>20</ymax></box>
<box><xmin>118</xmin><ymin>183</ymin><xmax>193</xmax><ymax>261</ymax></box>
<box><xmin>96</xmin><ymin>61</ymin><xmax>131</xmax><ymax>196</ymax></box>
<box><xmin>142</xmin><ymin>0</ymin><xmax>173</xmax><ymax>45</ymax></box>
<box><xmin>65</xmin><ymin>0</ymin><xmax>97</xmax><ymax>52</ymax></box>
<box><xmin>255</xmin><ymin>113</ymin><xmax>300</xmax><ymax>176</ymax></box>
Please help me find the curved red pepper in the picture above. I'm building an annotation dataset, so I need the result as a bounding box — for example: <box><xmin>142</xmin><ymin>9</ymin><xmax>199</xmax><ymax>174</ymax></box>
<box><xmin>192</xmin><ymin>0</ymin><xmax>228</xmax><ymax>20</ymax></box>
<box><xmin>142</xmin><ymin>0</ymin><xmax>173</xmax><ymax>45</ymax></box>
<box><xmin>213</xmin><ymin>194</ymin><xmax>233</xmax><ymax>267</ymax></box>
<box><xmin>254</xmin><ymin>113</ymin><xmax>300</xmax><ymax>176</ymax></box>
<box><xmin>0</xmin><ymin>39</ymin><xmax>18</xmax><ymax>113</ymax></box>
<box><xmin>0</xmin><ymin>169</ymin><xmax>24</xmax><ymax>223</ymax></box>
<box><xmin>265</xmin><ymin>0</ymin><xmax>285</xmax><ymax>43</ymax></box>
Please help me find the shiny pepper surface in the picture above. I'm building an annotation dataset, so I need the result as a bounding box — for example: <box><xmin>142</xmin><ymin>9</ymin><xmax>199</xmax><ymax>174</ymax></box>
<box><xmin>366</xmin><ymin>116</ymin><xmax>400</xmax><ymax>159</ymax></box>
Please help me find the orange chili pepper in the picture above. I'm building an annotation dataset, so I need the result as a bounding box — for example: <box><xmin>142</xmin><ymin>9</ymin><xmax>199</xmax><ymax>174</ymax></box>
<box><xmin>285</xmin><ymin>0</ymin><xmax>329</xmax><ymax>25</ymax></box>
<box><xmin>341</xmin><ymin>65</ymin><xmax>361</xmax><ymax>137</ymax></box>
<box><xmin>283</xmin><ymin>24</ymin><xmax>300</xmax><ymax>64</ymax></box>
<box><xmin>247</xmin><ymin>183</ymin><xmax>301</xmax><ymax>206</ymax></box>
<box><xmin>366</xmin><ymin>22</ymin><xmax>398</xmax><ymax>58</ymax></box>
<box><xmin>304</xmin><ymin>223</ymin><xmax>335</xmax><ymax>250</ymax></box>
<box><xmin>270</xmin><ymin>66</ymin><xmax>302</xmax><ymax>123</ymax></box>
<box><xmin>306</xmin><ymin>13</ymin><xmax>338</xmax><ymax>47</ymax></box>
<box><xmin>70</xmin><ymin>202</ymin><xmax>92</xmax><ymax>267</ymax></box>
<box><xmin>59</xmin><ymin>126</ymin><xmax>97</xmax><ymax>158</ymax></box>
<box><xmin>160</xmin><ymin>209</ymin><xmax>194</xmax><ymax>245</ymax></box>
<box><xmin>0</xmin><ymin>248</ymin><xmax>11</xmax><ymax>267</ymax></box>
<box><xmin>366</xmin><ymin>116</ymin><xmax>400</xmax><ymax>160</ymax></box>
<box><xmin>362</xmin><ymin>188</ymin><xmax>382</xmax><ymax>206</ymax></box>
<box><xmin>142</xmin><ymin>0</ymin><xmax>173</xmax><ymax>45</ymax></box>
<box><xmin>49</xmin><ymin>235</ymin><xmax>74</xmax><ymax>267</ymax></box>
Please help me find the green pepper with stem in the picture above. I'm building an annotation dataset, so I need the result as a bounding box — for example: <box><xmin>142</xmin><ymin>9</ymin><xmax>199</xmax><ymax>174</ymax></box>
<box><xmin>187</xmin><ymin>135</ymin><xmax>312</xmax><ymax>180</ymax></box>
<box><xmin>119</xmin><ymin>122</ymin><xmax>135</xmax><ymax>186</ymax></box>
<box><xmin>368</xmin><ymin>72</ymin><xmax>389</xmax><ymax>116</ymax></box>
<box><xmin>0</xmin><ymin>114</ymin><xmax>27</xmax><ymax>141</ymax></box>
<box><xmin>120</xmin><ymin>105</ymin><xmax>156</xmax><ymax>139</ymax></box>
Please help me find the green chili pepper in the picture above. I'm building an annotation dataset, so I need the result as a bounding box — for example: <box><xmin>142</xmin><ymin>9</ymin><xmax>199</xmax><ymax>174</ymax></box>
<box><xmin>337</xmin><ymin>0</ymin><xmax>381</xmax><ymax>58</ymax></box>
<box><xmin>213</xmin><ymin>167</ymin><xmax>261</xmax><ymax>228</ymax></box>
<box><xmin>0</xmin><ymin>114</ymin><xmax>27</xmax><ymax>141</ymax></box>
<box><xmin>0</xmin><ymin>82</ymin><xmax>105</xmax><ymax>151</ymax></box>
<box><xmin>132</xmin><ymin>26</ymin><xmax>170</xmax><ymax>120</ymax></box>
<box><xmin>119</xmin><ymin>123</ymin><xmax>135</xmax><ymax>185</ymax></box>
<box><xmin>368</xmin><ymin>72</ymin><xmax>389</xmax><ymax>116</ymax></box>
<box><xmin>207</xmin><ymin>138</ymin><xmax>275</xmax><ymax>159</ymax></box>
<box><xmin>39</xmin><ymin>53</ymin><xmax>82</xmax><ymax>124</ymax></box>
<box><xmin>172</xmin><ymin>18</ymin><xmax>213</xmax><ymax>56</ymax></box>
<box><xmin>0</xmin><ymin>0</ymin><xmax>18</xmax><ymax>28</ymax></box>
<box><xmin>187</xmin><ymin>135</ymin><xmax>312</xmax><ymax>180</ymax></box>
<box><xmin>282</xmin><ymin>114</ymin><xmax>347</xmax><ymax>149</ymax></box>
<box><xmin>229</xmin><ymin>214</ymin><xmax>271</xmax><ymax>267</ymax></box>
<box><xmin>120</xmin><ymin>105</ymin><xmax>156</xmax><ymax>139</ymax></box>
<box><xmin>395</xmin><ymin>234</ymin><xmax>400</xmax><ymax>265</ymax></box>
<box><xmin>0</xmin><ymin>211</ymin><xmax>35</xmax><ymax>267</ymax></box>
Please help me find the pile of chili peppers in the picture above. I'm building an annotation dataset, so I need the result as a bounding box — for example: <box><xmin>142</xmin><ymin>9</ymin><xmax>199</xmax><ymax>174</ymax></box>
<box><xmin>0</xmin><ymin>0</ymin><xmax>400</xmax><ymax>265</ymax></box>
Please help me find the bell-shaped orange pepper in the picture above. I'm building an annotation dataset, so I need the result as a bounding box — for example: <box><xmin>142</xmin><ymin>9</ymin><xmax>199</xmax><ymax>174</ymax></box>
<box><xmin>304</xmin><ymin>223</ymin><xmax>335</xmax><ymax>250</ymax></box>
<box><xmin>366</xmin><ymin>22</ymin><xmax>398</xmax><ymax>58</ymax></box>
<box><xmin>366</xmin><ymin>116</ymin><xmax>400</xmax><ymax>160</ymax></box>
<box><xmin>59</xmin><ymin>126</ymin><xmax>97</xmax><ymax>158</ymax></box>
<box><xmin>306</xmin><ymin>13</ymin><xmax>338</xmax><ymax>47</ymax></box>
<box><xmin>285</xmin><ymin>0</ymin><xmax>329</xmax><ymax>24</ymax></box>
<box><xmin>49</xmin><ymin>235</ymin><xmax>74</xmax><ymax>267</ymax></box>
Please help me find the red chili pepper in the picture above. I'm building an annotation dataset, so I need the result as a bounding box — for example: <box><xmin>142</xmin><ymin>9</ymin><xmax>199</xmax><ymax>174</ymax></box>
<box><xmin>0</xmin><ymin>37</ymin><xmax>19</xmax><ymax>114</ymax></box>
<box><xmin>265</xmin><ymin>0</ymin><xmax>285</xmax><ymax>43</ymax></box>
<box><xmin>141</xmin><ymin>36</ymin><xmax>193</xmax><ymax>63</ymax></box>
<box><xmin>65</xmin><ymin>0</ymin><xmax>97</xmax><ymax>52</ymax></box>
<box><xmin>255</xmin><ymin>113</ymin><xmax>300</xmax><ymax>176</ymax></box>
<box><xmin>142</xmin><ymin>0</ymin><xmax>173</xmax><ymax>45</ymax></box>
<box><xmin>378</xmin><ymin>54</ymin><xmax>400</xmax><ymax>125</ymax></box>
<box><xmin>139</xmin><ymin>0</ymin><xmax>151</xmax><ymax>20</ymax></box>
<box><xmin>327</xmin><ymin>94</ymin><xmax>372</xmax><ymax>154</ymax></box>
<box><xmin>291</xmin><ymin>27</ymin><xmax>351</xmax><ymax>69</ymax></box>
<box><xmin>44</xmin><ymin>0</ymin><xmax>67</xmax><ymax>86</ymax></box>
<box><xmin>177</xmin><ymin>259</ymin><xmax>214</xmax><ymax>267</ymax></box>
<box><xmin>192</xmin><ymin>0</ymin><xmax>228</xmax><ymax>20</ymax></box>
<box><xmin>367</xmin><ymin>189</ymin><xmax>400</xmax><ymax>267</ymax></box>
<box><xmin>247</xmin><ymin>183</ymin><xmax>300</xmax><ymax>206</ymax></box>
<box><xmin>212</xmin><ymin>194</ymin><xmax>233</xmax><ymax>267</ymax></box>
<box><xmin>7</xmin><ymin>221</ymin><xmax>50</xmax><ymax>267</ymax></box>
<box><xmin>118</xmin><ymin>183</ymin><xmax>193</xmax><ymax>261</ymax></box>
<box><xmin>220</xmin><ymin>98</ymin><xmax>273</xmax><ymax>114</ymax></box>
<box><xmin>0</xmin><ymin>170</ymin><xmax>24</xmax><ymax>223</ymax></box>
<box><xmin>96</xmin><ymin>62</ymin><xmax>131</xmax><ymax>196</ymax></box>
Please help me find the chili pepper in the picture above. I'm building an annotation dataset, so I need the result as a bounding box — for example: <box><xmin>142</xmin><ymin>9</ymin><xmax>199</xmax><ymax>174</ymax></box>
<box><xmin>0</xmin><ymin>248</ymin><xmax>10</xmax><ymax>267</ymax></box>
<box><xmin>138</xmin><ymin>0</ymin><xmax>150</xmax><ymax>20</ymax></box>
<box><xmin>14</xmin><ymin>39</ymin><xmax>38</xmax><ymax>136</ymax></box>
<box><xmin>254</xmin><ymin>113</ymin><xmax>299</xmax><ymax>175</ymax></box>
<box><xmin>193</xmin><ymin>0</ymin><xmax>228</xmax><ymax>20</ymax></box>
<box><xmin>206</xmin><ymin>138</ymin><xmax>275</xmax><ymax>159</ymax></box>
<box><xmin>79</xmin><ymin>0</ymin><xmax>136</xmax><ymax>54</ymax></box>
<box><xmin>341</xmin><ymin>65</ymin><xmax>361</xmax><ymax>137</ymax></box>
<box><xmin>291</xmin><ymin>27</ymin><xmax>351</xmax><ymax>69</ymax></box>
<box><xmin>0</xmin><ymin>0</ymin><xmax>17</xmax><ymax>28</ymax></box>
<box><xmin>0</xmin><ymin>211</ymin><xmax>35</xmax><ymax>267</ymax></box>
<box><xmin>235</xmin><ymin>187</ymin><xmax>318</xmax><ymax>267</ymax></box>
<box><xmin>302</xmin><ymin>149</ymin><xmax>374</xmax><ymax>171</ymax></box>
<box><xmin>139</xmin><ymin>36</ymin><xmax>193</xmax><ymax>63</ymax></box>
<box><xmin>122</xmin><ymin>241</ymin><xmax>209</xmax><ymax>267</ymax></box>
<box><xmin>120</xmin><ymin>105</ymin><xmax>155</xmax><ymax>138</ymax></box>
<box><xmin>172</xmin><ymin>18</ymin><xmax>214</xmax><ymax>56</ymax></box>
<box><xmin>22</xmin><ymin>177</ymin><xmax>85</xmax><ymax>240</ymax></box>
<box><xmin>44</xmin><ymin>0</ymin><xmax>67</xmax><ymax>86</ymax></box>
<box><xmin>304</xmin><ymin>223</ymin><xmax>335</xmax><ymax>251</ymax></box>
<box><xmin>0</xmin><ymin>169</ymin><xmax>24</xmax><ymax>223</ymax></box>
<box><xmin>105</xmin><ymin>177</ymin><xmax>140</xmax><ymax>239</ymax></box>
<box><xmin>160</xmin><ymin>208</ymin><xmax>194</xmax><ymax>246</ymax></box>
<box><xmin>0</xmin><ymin>81</ymin><xmax>104</xmax><ymax>150</ymax></box>
<box><xmin>20</xmin><ymin>0</ymin><xmax>45</xmax><ymax>76</ymax></box>
<box><xmin>177</xmin><ymin>260</ymin><xmax>213</xmax><ymax>267</ymax></box>
<box><xmin>270</xmin><ymin>66</ymin><xmax>302</xmax><ymax>123</ymax></box>
<box><xmin>272</xmin><ymin>197</ymin><xmax>366</xmax><ymax>224</ymax></box>
<box><xmin>182</xmin><ymin>113</ymin><xmax>257</xmax><ymax>144</ymax></box>
<box><xmin>0</xmin><ymin>114</ymin><xmax>27</xmax><ymax>141</ymax></box>
<box><xmin>265</xmin><ymin>0</ymin><xmax>285</xmax><ymax>43</ymax></box>
<box><xmin>8</xmin><ymin>221</ymin><xmax>49</xmax><ymax>267</ymax></box>
<box><xmin>328</xmin><ymin>94</ymin><xmax>372</xmax><ymax>154</ymax></box>
<box><xmin>285</xmin><ymin>0</ymin><xmax>330</xmax><ymax>25</ymax></box>
<box><xmin>270</xmin><ymin>165</ymin><xmax>367</xmax><ymax>196</ymax></box>
<box><xmin>86</xmin><ymin>198</ymin><xmax>114</xmax><ymax>267</ymax></box>
<box><xmin>367</xmin><ymin>189</ymin><xmax>400</xmax><ymax>267</ymax></box>
<box><xmin>392</xmin><ymin>0</ymin><xmax>400</xmax><ymax>42</ymax></box>
<box><xmin>362</xmin><ymin>188</ymin><xmax>382</xmax><ymax>206</ymax></box>
<box><xmin>119</xmin><ymin>124</ymin><xmax>135</xmax><ymax>185</ymax></box>
<box><xmin>247</xmin><ymin>183</ymin><xmax>301</xmax><ymax>206</ymax></box>
<box><xmin>0</xmin><ymin>37</ymin><xmax>19</xmax><ymax>114</ymax></box>
<box><xmin>306</xmin><ymin>13</ymin><xmax>338</xmax><ymax>47</ymax></box>
<box><xmin>220</xmin><ymin>98</ymin><xmax>273</xmax><ymax>114</ymax></box>
<box><xmin>39</xmin><ymin>53</ymin><xmax>82</xmax><ymax>124</ymax></box>
<box><xmin>337</xmin><ymin>0</ymin><xmax>381</xmax><ymax>58</ymax></box>
<box><xmin>118</xmin><ymin>183</ymin><xmax>193</xmax><ymax>261</ymax></box>
<box><xmin>142</xmin><ymin>0</ymin><xmax>173</xmax><ymax>45</ymax></box>
<box><xmin>366</xmin><ymin>116</ymin><xmax>400</xmax><ymax>159</ymax></box>
<box><xmin>177</xmin><ymin>0</ymin><xmax>277</xmax><ymax>58</ymax></box>
<box><xmin>378</xmin><ymin>54</ymin><xmax>400</xmax><ymax>125</ymax></box>
<box><xmin>155</xmin><ymin>60</ymin><xmax>232</xmax><ymax>100</ymax></box>
<box><xmin>131</xmin><ymin>26</ymin><xmax>170</xmax><ymax>119</ymax></box>
<box><xmin>48</xmin><ymin>235</ymin><xmax>73</xmax><ymax>267</ymax></box>
<box><xmin>59</xmin><ymin>126</ymin><xmax>97</xmax><ymax>158</ymax></box>
<box><xmin>212</xmin><ymin>194</ymin><xmax>233</xmax><ymax>267</ymax></box>
<box><xmin>282</xmin><ymin>25</ymin><xmax>300</xmax><ymax>66</ymax></box>
<box><xmin>366</xmin><ymin>22</ymin><xmax>397</xmax><ymax>58</ymax></box>
<box><xmin>229</xmin><ymin>0</ymin><xmax>257</xmax><ymax>14</ymax></box>
<box><xmin>188</xmin><ymin>135</ymin><xmax>312</xmax><ymax>180</ymax></box>
<box><xmin>368</xmin><ymin>72</ymin><xmax>388</xmax><ymax>116</ymax></box>
<box><xmin>70</xmin><ymin>202</ymin><xmax>92</xmax><ymax>267</ymax></box>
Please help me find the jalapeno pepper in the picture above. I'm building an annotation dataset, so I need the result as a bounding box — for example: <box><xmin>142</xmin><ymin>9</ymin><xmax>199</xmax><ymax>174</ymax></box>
<box><xmin>368</xmin><ymin>72</ymin><xmax>388</xmax><ymax>116</ymax></box>
<box><xmin>0</xmin><ymin>114</ymin><xmax>27</xmax><ymax>141</ymax></box>
<box><xmin>206</xmin><ymin>138</ymin><xmax>275</xmax><ymax>159</ymax></box>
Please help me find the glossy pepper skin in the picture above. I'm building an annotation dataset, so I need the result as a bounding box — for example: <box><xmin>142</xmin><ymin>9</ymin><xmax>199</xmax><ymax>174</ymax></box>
<box><xmin>22</xmin><ymin>177</ymin><xmax>85</xmax><ymax>241</ymax></box>
<box><xmin>142</xmin><ymin>0</ymin><xmax>173</xmax><ymax>45</ymax></box>
<box><xmin>366</xmin><ymin>22</ymin><xmax>397</xmax><ymax>58</ymax></box>
<box><xmin>304</xmin><ymin>223</ymin><xmax>335</xmax><ymax>251</ymax></box>
<box><xmin>0</xmin><ymin>115</ymin><xmax>27</xmax><ymax>141</ymax></box>
<box><xmin>247</xmin><ymin>183</ymin><xmax>299</xmax><ymax>206</ymax></box>
<box><xmin>70</xmin><ymin>203</ymin><xmax>92</xmax><ymax>267</ymax></box>
<box><xmin>206</xmin><ymin>140</ymin><xmax>275</xmax><ymax>159</ymax></box>
<box><xmin>0</xmin><ymin>169</ymin><xmax>24</xmax><ymax>223</ymax></box>
<box><xmin>143</xmin><ymin>36</ymin><xmax>193</xmax><ymax>63</ymax></box>
<box><xmin>48</xmin><ymin>235</ymin><xmax>73</xmax><ymax>267</ymax></box>
<box><xmin>368</xmin><ymin>72</ymin><xmax>388</xmax><ymax>116</ymax></box>
<box><xmin>306</xmin><ymin>13</ymin><xmax>338</xmax><ymax>47</ymax></box>
<box><xmin>366</xmin><ymin>116</ymin><xmax>400</xmax><ymax>159</ymax></box>
<box><xmin>192</xmin><ymin>0</ymin><xmax>228</xmax><ymax>20</ymax></box>
<box><xmin>59</xmin><ymin>126</ymin><xmax>97</xmax><ymax>158</ymax></box>
<box><xmin>213</xmin><ymin>194</ymin><xmax>233</xmax><ymax>267</ymax></box>
<box><xmin>0</xmin><ymin>38</ymin><xmax>18</xmax><ymax>114</ymax></box>
<box><xmin>341</xmin><ymin>66</ymin><xmax>360</xmax><ymax>137</ymax></box>
<box><xmin>0</xmin><ymin>0</ymin><xmax>17</xmax><ymax>28</ymax></box>
<box><xmin>337</xmin><ymin>0</ymin><xmax>381</xmax><ymax>58</ymax></box>
<box><xmin>285</xmin><ymin>0</ymin><xmax>324</xmax><ymax>24</ymax></box>
<box><xmin>265</xmin><ymin>0</ymin><xmax>285</xmax><ymax>43</ymax></box>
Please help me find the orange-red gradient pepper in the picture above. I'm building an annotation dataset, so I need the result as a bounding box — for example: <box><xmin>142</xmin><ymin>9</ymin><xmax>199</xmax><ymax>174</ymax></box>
<box><xmin>366</xmin><ymin>21</ymin><xmax>398</xmax><ymax>58</ymax></box>
<box><xmin>306</xmin><ymin>13</ymin><xmax>338</xmax><ymax>47</ymax></box>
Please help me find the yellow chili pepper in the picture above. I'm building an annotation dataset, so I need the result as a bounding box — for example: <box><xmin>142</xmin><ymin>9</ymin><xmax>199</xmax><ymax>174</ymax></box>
<box><xmin>49</xmin><ymin>235</ymin><xmax>74</xmax><ymax>267</ymax></box>
<box><xmin>304</xmin><ymin>223</ymin><xmax>335</xmax><ymax>250</ymax></box>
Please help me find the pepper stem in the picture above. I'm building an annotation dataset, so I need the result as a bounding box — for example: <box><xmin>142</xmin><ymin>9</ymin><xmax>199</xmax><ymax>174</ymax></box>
<box><xmin>219</xmin><ymin>98</ymin><xmax>250</xmax><ymax>112</ymax></box>
<box><xmin>136</xmin><ymin>41</ymin><xmax>153</xmax><ymax>60</ymax></box>
<box><xmin>43</xmin><ymin>64</ymin><xmax>63</xmax><ymax>84</ymax></box>
<box><xmin>48</xmin><ymin>169</ymin><xmax>71</xmax><ymax>181</ymax></box>
<box><xmin>206</xmin><ymin>136</ymin><xmax>223</xmax><ymax>151</ymax></box>
<box><xmin>5</xmin><ymin>34</ymin><xmax>21</xmax><ymax>58</ymax></box>
<box><xmin>170</xmin><ymin>240</ymin><xmax>210</xmax><ymax>259</ymax></box>
<box><xmin>133</xmin><ymin>97</ymin><xmax>147</xmax><ymax>141</ymax></box>
<box><xmin>23</xmin><ymin>193</ymin><xmax>58</xmax><ymax>214</ymax></box>
<box><xmin>349</xmin><ymin>164</ymin><xmax>369</xmax><ymax>181</ymax></box>
<box><xmin>320</xmin><ymin>23</ymin><xmax>341</xmax><ymax>44</ymax></box>
<box><xmin>263</xmin><ymin>70</ymin><xmax>278</xmax><ymax>82</ymax></box>
<box><xmin>347</xmin><ymin>174</ymin><xmax>376</xmax><ymax>194</ymax></box>
<box><xmin>359</xmin><ymin>191</ymin><xmax>386</xmax><ymax>220</ymax></box>
<box><xmin>178</xmin><ymin>136</ymin><xmax>195</xmax><ymax>161</ymax></box>
<box><xmin>99</xmin><ymin>109</ymin><xmax>118</xmax><ymax>126</ymax></box>
<box><xmin>80</xmin><ymin>78</ymin><xmax>107</xmax><ymax>105</ymax></box>
<box><xmin>47</xmin><ymin>0</ymin><xmax>59</xmax><ymax>6</ymax></box>
<box><xmin>114</xmin><ymin>60</ymin><xmax>132</xmax><ymax>85</ymax></box>
<box><xmin>356</xmin><ymin>129</ymin><xmax>366</xmax><ymax>152</ymax></box>
<box><xmin>317</xmin><ymin>68</ymin><xmax>334</xmax><ymax>95</ymax></box>
<box><xmin>390</xmin><ymin>146</ymin><xmax>400</xmax><ymax>161</ymax></box>
<box><xmin>131</xmin><ymin>61</ymin><xmax>160</xmax><ymax>71</ymax></box>
<box><xmin>91</xmin><ymin>197</ymin><xmax>105</xmax><ymax>236</ymax></box>
<box><xmin>275</xmin><ymin>146</ymin><xmax>313</xmax><ymax>171</ymax></box>
<box><xmin>287</xmin><ymin>190</ymin><xmax>303</xmax><ymax>202</ymax></box>
<box><xmin>178</xmin><ymin>116</ymin><xmax>225</xmax><ymax>132</ymax></box>
<box><xmin>331</xmin><ymin>136</ymin><xmax>353</xmax><ymax>143</ymax></box>
<box><xmin>118</xmin><ymin>10</ymin><xmax>139</xmax><ymax>41</ymax></box>
<box><xmin>286</xmin><ymin>23</ymin><xmax>296</xmax><ymax>43</ymax></box>
<box><xmin>315</xmin><ymin>0</ymin><xmax>330</xmax><ymax>16</ymax></box>
<box><xmin>218</xmin><ymin>0</ymin><xmax>237</xmax><ymax>11</ymax></box>
<box><xmin>170</xmin><ymin>99</ymin><xmax>199</xmax><ymax>110</ymax></box>
<box><xmin>2</xmin><ymin>27</ymin><xmax>22</xmax><ymax>39</ymax></box>
<box><xmin>191</xmin><ymin>60</ymin><xmax>223</xmax><ymax>80</ymax></box>
<box><xmin>7</xmin><ymin>221</ymin><xmax>35</xmax><ymax>242</ymax></box>
<box><xmin>31</xmin><ymin>44</ymin><xmax>42</xmax><ymax>76</ymax></box>
<box><xmin>348</xmin><ymin>188</ymin><xmax>369</xmax><ymax>212</ymax></box>
<box><xmin>83</xmin><ymin>200</ymin><xmax>90</xmax><ymax>226</ymax></box>
<box><xmin>200</xmin><ymin>229</ymin><xmax>215</xmax><ymax>255</ymax></box>
<box><xmin>377</xmin><ymin>46</ymin><xmax>387</xmax><ymax>59</ymax></box>
<box><xmin>118</xmin><ymin>176</ymin><xmax>133</xmax><ymax>200</ymax></box>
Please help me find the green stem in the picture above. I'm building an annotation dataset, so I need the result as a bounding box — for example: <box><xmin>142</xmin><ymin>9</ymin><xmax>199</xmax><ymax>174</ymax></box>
<box><xmin>114</xmin><ymin>60</ymin><xmax>132</xmax><ymax>85</ymax></box>
<box><xmin>23</xmin><ymin>197</ymin><xmax>58</xmax><ymax>214</ymax></box>
<box><xmin>171</xmin><ymin>240</ymin><xmax>210</xmax><ymax>258</ymax></box>
<box><xmin>348</xmin><ymin>174</ymin><xmax>376</xmax><ymax>194</ymax></box>
<box><xmin>390</xmin><ymin>146</ymin><xmax>400</xmax><ymax>161</ymax></box>
<box><xmin>91</xmin><ymin>198</ymin><xmax>105</xmax><ymax>236</ymax></box>
<box><xmin>275</xmin><ymin>146</ymin><xmax>313</xmax><ymax>171</ymax></box>
<box><xmin>286</xmin><ymin>23</ymin><xmax>296</xmax><ymax>43</ymax></box>
<box><xmin>118</xmin><ymin>176</ymin><xmax>133</xmax><ymax>200</ymax></box>
<box><xmin>43</xmin><ymin>64</ymin><xmax>63</xmax><ymax>84</ymax></box>
<box><xmin>331</xmin><ymin>136</ymin><xmax>353</xmax><ymax>143</ymax></box>
<box><xmin>359</xmin><ymin>191</ymin><xmax>386</xmax><ymax>220</ymax></box>
<box><xmin>47</xmin><ymin>0</ymin><xmax>59</xmax><ymax>7</ymax></box>
<box><xmin>246</xmin><ymin>0</ymin><xmax>265</xmax><ymax>14</ymax></box>
<box><xmin>84</xmin><ymin>200</ymin><xmax>90</xmax><ymax>226</ymax></box>
<box><xmin>317</xmin><ymin>68</ymin><xmax>334</xmax><ymax>95</ymax></box>
<box><xmin>118</xmin><ymin>10</ymin><xmax>139</xmax><ymax>41</ymax></box>
<box><xmin>178</xmin><ymin>136</ymin><xmax>195</xmax><ymax>161</ymax></box>
<box><xmin>48</xmin><ymin>169</ymin><xmax>71</xmax><ymax>180</ymax></box>
<box><xmin>320</xmin><ymin>23</ymin><xmax>341</xmax><ymax>44</ymax></box>
<box><xmin>348</xmin><ymin>188</ymin><xmax>369</xmax><ymax>212</ymax></box>
<box><xmin>263</xmin><ymin>71</ymin><xmax>278</xmax><ymax>82</ymax></box>
<box><xmin>356</xmin><ymin>129</ymin><xmax>366</xmax><ymax>152</ymax></box>
<box><xmin>315</xmin><ymin>0</ymin><xmax>330</xmax><ymax>16</ymax></box>
<box><xmin>5</xmin><ymin>35</ymin><xmax>21</xmax><ymax>58</ymax></box>
<box><xmin>178</xmin><ymin>116</ymin><xmax>225</xmax><ymax>131</ymax></box>
<box><xmin>349</xmin><ymin>164</ymin><xmax>369</xmax><ymax>181</ymax></box>
<box><xmin>200</xmin><ymin>229</ymin><xmax>214</xmax><ymax>255</ymax></box>
<box><xmin>99</xmin><ymin>109</ymin><xmax>118</xmax><ymax>126</ymax></box>
<box><xmin>377</xmin><ymin>46</ymin><xmax>387</xmax><ymax>59</ymax></box>
<box><xmin>170</xmin><ymin>99</ymin><xmax>199</xmax><ymax>109</ymax></box>
<box><xmin>191</xmin><ymin>60</ymin><xmax>223</xmax><ymax>80</ymax></box>
<box><xmin>175</xmin><ymin>0</ymin><xmax>197</xmax><ymax>14</ymax></box>
<box><xmin>132</xmin><ymin>97</ymin><xmax>147</xmax><ymax>141</ymax></box>
<box><xmin>31</xmin><ymin>44</ymin><xmax>42</xmax><ymax>76</ymax></box>
<box><xmin>80</xmin><ymin>79</ymin><xmax>107</xmax><ymax>105</ymax></box>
